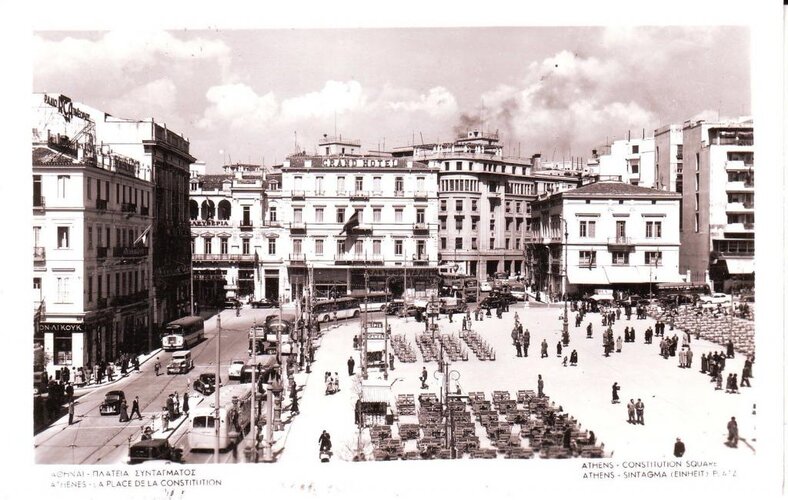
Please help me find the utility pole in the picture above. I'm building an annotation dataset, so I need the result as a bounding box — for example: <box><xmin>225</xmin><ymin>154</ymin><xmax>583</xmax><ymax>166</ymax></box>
<box><xmin>190</xmin><ymin>259</ymin><xmax>194</xmax><ymax>316</ymax></box>
<box><xmin>250</xmin><ymin>319</ymin><xmax>258</xmax><ymax>462</ymax></box>
<box><xmin>362</xmin><ymin>270</ymin><xmax>369</xmax><ymax>380</ymax></box>
<box><xmin>214</xmin><ymin>313</ymin><xmax>221</xmax><ymax>463</ymax></box>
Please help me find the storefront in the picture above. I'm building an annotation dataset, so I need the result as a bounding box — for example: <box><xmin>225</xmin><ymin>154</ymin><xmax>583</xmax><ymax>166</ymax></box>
<box><xmin>40</xmin><ymin>321</ymin><xmax>84</xmax><ymax>376</ymax></box>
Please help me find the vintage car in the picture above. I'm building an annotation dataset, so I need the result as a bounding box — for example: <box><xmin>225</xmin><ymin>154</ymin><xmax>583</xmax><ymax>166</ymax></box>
<box><xmin>224</xmin><ymin>297</ymin><xmax>242</xmax><ymax>310</ymax></box>
<box><xmin>128</xmin><ymin>438</ymin><xmax>183</xmax><ymax>465</ymax></box>
<box><xmin>699</xmin><ymin>293</ymin><xmax>732</xmax><ymax>305</ymax></box>
<box><xmin>228</xmin><ymin>360</ymin><xmax>245</xmax><ymax>380</ymax></box>
<box><xmin>251</xmin><ymin>297</ymin><xmax>279</xmax><ymax>309</ymax></box>
<box><xmin>99</xmin><ymin>390</ymin><xmax>126</xmax><ymax>416</ymax></box>
<box><xmin>192</xmin><ymin>372</ymin><xmax>219</xmax><ymax>396</ymax></box>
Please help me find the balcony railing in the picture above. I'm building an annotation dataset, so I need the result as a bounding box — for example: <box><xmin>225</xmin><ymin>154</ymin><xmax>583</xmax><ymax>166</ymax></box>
<box><xmin>395</xmin><ymin>190</ymin><xmax>404</xmax><ymax>197</ymax></box>
<box><xmin>290</xmin><ymin>222</ymin><xmax>307</xmax><ymax>232</ymax></box>
<box><xmin>744</xmin><ymin>222</ymin><xmax>754</xmax><ymax>230</ymax></box>
<box><xmin>488</xmin><ymin>191</ymin><xmax>501</xmax><ymax>198</ymax></box>
<box><xmin>289</xmin><ymin>253</ymin><xmax>306</xmax><ymax>263</ymax></box>
<box><xmin>34</xmin><ymin>246</ymin><xmax>45</xmax><ymax>262</ymax></box>
<box><xmin>292</xmin><ymin>190</ymin><xmax>306</xmax><ymax>200</ymax></box>
<box><xmin>607</xmin><ymin>236</ymin><xmax>633</xmax><ymax>246</ymax></box>
<box><xmin>414</xmin><ymin>191</ymin><xmax>429</xmax><ymax>200</ymax></box>
<box><xmin>413</xmin><ymin>222</ymin><xmax>429</xmax><ymax>233</ymax></box>
<box><xmin>726</xmin><ymin>181</ymin><xmax>754</xmax><ymax>191</ymax></box>
<box><xmin>350</xmin><ymin>191</ymin><xmax>369</xmax><ymax>200</ymax></box>
<box><xmin>33</xmin><ymin>196</ymin><xmax>45</xmax><ymax>211</ymax></box>
<box><xmin>193</xmin><ymin>253</ymin><xmax>257</xmax><ymax>262</ymax></box>
<box><xmin>121</xmin><ymin>202</ymin><xmax>137</xmax><ymax>214</ymax></box>
<box><xmin>96</xmin><ymin>199</ymin><xmax>108</xmax><ymax>210</ymax></box>
<box><xmin>96</xmin><ymin>246</ymin><xmax>108</xmax><ymax>259</ymax></box>
<box><xmin>239</xmin><ymin>221</ymin><xmax>253</xmax><ymax>230</ymax></box>
<box><xmin>112</xmin><ymin>246</ymin><xmax>148</xmax><ymax>258</ymax></box>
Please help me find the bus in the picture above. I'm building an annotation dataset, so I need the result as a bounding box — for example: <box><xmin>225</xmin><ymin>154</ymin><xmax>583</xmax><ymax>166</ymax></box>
<box><xmin>161</xmin><ymin>316</ymin><xmax>205</xmax><ymax>351</ymax></box>
<box><xmin>655</xmin><ymin>282</ymin><xmax>712</xmax><ymax>303</ymax></box>
<box><xmin>248</xmin><ymin>313</ymin><xmax>296</xmax><ymax>356</ymax></box>
<box><xmin>313</xmin><ymin>297</ymin><xmax>361</xmax><ymax>323</ymax></box>
<box><xmin>449</xmin><ymin>277</ymin><xmax>478</xmax><ymax>303</ymax></box>
<box><xmin>351</xmin><ymin>291</ymin><xmax>390</xmax><ymax>312</ymax></box>
<box><xmin>189</xmin><ymin>383</ymin><xmax>252</xmax><ymax>451</ymax></box>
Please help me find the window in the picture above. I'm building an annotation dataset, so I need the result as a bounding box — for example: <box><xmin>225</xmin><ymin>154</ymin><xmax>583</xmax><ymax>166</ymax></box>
<box><xmin>355</xmin><ymin>176</ymin><xmax>364</xmax><ymax>192</ymax></box>
<box><xmin>632</xmin><ymin>145</ymin><xmax>639</xmax><ymax>154</ymax></box>
<box><xmin>489</xmin><ymin>238</ymin><xmax>495</xmax><ymax>249</ymax></box>
<box><xmin>293</xmin><ymin>176</ymin><xmax>302</xmax><ymax>190</ymax></box>
<box><xmin>506</xmin><ymin>201</ymin><xmax>511</xmax><ymax>213</ymax></box>
<box><xmin>612</xmin><ymin>251</ymin><xmax>629</xmax><ymax>265</ymax></box>
<box><xmin>57</xmin><ymin>227</ymin><xmax>70</xmax><ymax>248</ymax></box>
<box><xmin>471</xmin><ymin>200</ymin><xmax>477</xmax><ymax>212</ymax></box>
<box><xmin>87</xmin><ymin>275</ymin><xmax>93</xmax><ymax>302</ymax></box>
<box><xmin>416</xmin><ymin>209</ymin><xmax>425</xmax><ymax>223</ymax></box>
<box><xmin>471</xmin><ymin>218</ymin><xmax>478</xmax><ymax>231</ymax></box>
<box><xmin>315</xmin><ymin>239</ymin><xmax>324</xmax><ymax>255</ymax></box>
<box><xmin>417</xmin><ymin>240</ymin><xmax>425</xmax><ymax>259</ymax></box>
<box><xmin>394</xmin><ymin>239</ymin><xmax>403</xmax><ymax>256</ymax></box>
<box><xmin>57</xmin><ymin>276</ymin><xmax>70</xmax><ymax>302</ymax></box>
<box><xmin>336</xmin><ymin>208</ymin><xmax>345</xmax><ymax>223</ymax></box>
<box><xmin>455</xmin><ymin>217</ymin><xmax>463</xmax><ymax>230</ymax></box>
<box><xmin>315</xmin><ymin>208</ymin><xmax>324</xmax><ymax>222</ymax></box>
<box><xmin>86</xmin><ymin>177</ymin><xmax>92</xmax><ymax>200</ymax></box>
<box><xmin>645</xmin><ymin>221</ymin><xmax>662</xmax><ymax>238</ymax></box>
<box><xmin>269</xmin><ymin>206</ymin><xmax>277</xmax><ymax>222</ymax></box>
<box><xmin>455</xmin><ymin>237</ymin><xmax>463</xmax><ymax>250</ymax></box>
<box><xmin>315</xmin><ymin>176</ymin><xmax>323</xmax><ymax>194</ymax></box>
<box><xmin>87</xmin><ymin>227</ymin><xmax>93</xmax><ymax>250</ymax></box>
<box><xmin>373</xmin><ymin>208</ymin><xmax>381</xmax><ymax>222</ymax></box>
<box><xmin>33</xmin><ymin>175</ymin><xmax>42</xmax><ymax>206</ymax></box>
<box><xmin>191</xmin><ymin>238</ymin><xmax>195</xmax><ymax>254</ymax></box>
<box><xmin>489</xmin><ymin>219</ymin><xmax>495</xmax><ymax>230</ymax></box>
<box><xmin>471</xmin><ymin>237</ymin><xmax>478</xmax><ymax>250</ymax></box>
<box><xmin>57</xmin><ymin>175</ymin><xmax>69</xmax><ymax>198</ymax></box>
<box><xmin>268</xmin><ymin>238</ymin><xmax>276</xmax><ymax>255</ymax></box>
<box><xmin>336</xmin><ymin>239</ymin><xmax>345</xmax><ymax>256</ymax></box>
<box><xmin>455</xmin><ymin>161</ymin><xmax>462</xmax><ymax>171</ymax></box>
<box><xmin>441</xmin><ymin>237</ymin><xmax>447</xmax><ymax>250</ymax></box>
<box><xmin>515</xmin><ymin>238</ymin><xmax>521</xmax><ymax>250</ymax></box>
<box><xmin>694</xmin><ymin>214</ymin><xmax>699</xmax><ymax>233</ymax></box>
<box><xmin>373</xmin><ymin>177</ymin><xmax>381</xmax><ymax>192</ymax></box>
<box><xmin>242</xmin><ymin>238</ymin><xmax>250</xmax><ymax>254</ymax></box>
<box><xmin>96</xmin><ymin>274</ymin><xmax>102</xmax><ymax>299</ymax></box>
<box><xmin>105</xmin><ymin>227</ymin><xmax>110</xmax><ymax>247</ymax></box>
<box><xmin>337</xmin><ymin>176</ymin><xmax>345</xmax><ymax>194</ymax></box>
<box><xmin>579</xmin><ymin>251</ymin><xmax>597</xmax><ymax>267</ymax></box>
<box><xmin>631</xmin><ymin>163</ymin><xmax>639</xmax><ymax>174</ymax></box>
<box><xmin>616</xmin><ymin>221</ymin><xmax>626</xmax><ymax>238</ymax></box>
<box><xmin>455</xmin><ymin>200</ymin><xmax>463</xmax><ymax>211</ymax></box>
<box><xmin>645</xmin><ymin>251</ymin><xmax>662</xmax><ymax>265</ymax></box>
<box><xmin>506</xmin><ymin>219</ymin><xmax>512</xmax><ymax>231</ymax></box>
<box><xmin>204</xmin><ymin>237</ymin><xmax>212</xmax><ymax>254</ymax></box>
<box><xmin>695</xmin><ymin>173</ymin><xmax>700</xmax><ymax>192</ymax></box>
<box><xmin>292</xmin><ymin>239</ymin><xmax>302</xmax><ymax>254</ymax></box>
<box><xmin>395</xmin><ymin>209</ymin><xmax>403</xmax><ymax>222</ymax></box>
<box><xmin>440</xmin><ymin>217</ymin><xmax>447</xmax><ymax>230</ymax></box>
<box><xmin>373</xmin><ymin>240</ymin><xmax>381</xmax><ymax>256</ymax></box>
<box><xmin>579</xmin><ymin>220</ymin><xmax>596</xmax><ymax>238</ymax></box>
<box><xmin>440</xmin><ymin>200</ymin><xmax>447</xmax><ymax>211</ymax></box>
<box><xmin>395</xmin><ymin>177</ymin><xmax>404</xmax><ymax>193</ymax></box>
<box><xmin>417</xmin><ymin>177</ymin><xmax>425</xmax><ymax>191</ymax></box>
<box><xmin>294</xmin><ymin>208</ymin><xmax>303</xmax><ymax>223</ymax></box>
<box><xmin>443</xmin><ymin>162</ymin><xmax>449</xmax><ymax>171</ymax></box>
<box><xmin>220</xmin><ymin>238</ymin><xmax>228</xmax><ymax>254</ymax></box>
<box><xmin>505</xmin><ymin>238</ymin><xmax>510</xmax><ymax>249</ymax></box>
<box><xmin>516</xmin><ymin>202</ymin><xmax>521</xmax><ymax>213</ymax></box>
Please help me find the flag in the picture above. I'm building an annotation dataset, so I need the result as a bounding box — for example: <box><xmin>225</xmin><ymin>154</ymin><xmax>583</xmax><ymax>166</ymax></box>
<box><xmin>133</xmin><ymin>224</ymin><xmax>151</xmax><ymax>246</ymax></box>
<box><xmin>339</xmin><ymin>211</ymin><xmax>360</xmax><ymax>235</ymax></box>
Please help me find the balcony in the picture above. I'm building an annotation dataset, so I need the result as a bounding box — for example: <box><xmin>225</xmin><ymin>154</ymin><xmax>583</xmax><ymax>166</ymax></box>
<box><xmin>395</xmin><ymin>190</ymin><xmax>404</xmax><ymax>197</ymax></box>
<box><xmin>607</xmin><ymin>236</ymin><xmax>634</xmax><ymax>249</ymax></box>
<box><xmin>413</xmin><ymin>255</ymin><xmax>430</xmax><ymax>266</ymax></box>
<box><xmin>121</xmin><ymin>202</ymin><xmax>137</xmax><ymax>214</ymax></box>
<box><xmin>33</xmin><ymin>196</ymin><xmax>45</xmax><ymax>212</ymax></box>
<box><xmin>96</xmin><ymin>246</ymin><xmax>108</xmax><ymax>259</ymax></box>
<box><xmin>140</xmin><ymin>206</ymin><xmax>150</xmax><ymax>216</ymax></box>
<box><xmin>487</xmin><ymin>191</ymin><xmax>501</xmax><ymax>198</ymax></box>
<box><xmin>239</xmin><ymin>221</ymin><xmax>254</xmax><ymax>231</ymax></box>
<box><xmin>292</xmin><ymin>190</ymin><xmax>306</xmax><ymax>200</ymax></box>
<box><xmin>33</xmin><ymin>246</ymin><xmax>45</xmax><ymax>263</ymax></box>
<box><xmin>289</xmin><ymin>253</ymin><xmax>306</xmax><ymax>265</ymax></box>
<box><xmin>726</xmin><ymin>202</ymin><xmax>754</xmax><ymax>213</ymax></box>
<box><xmin>350</xmin><ymin>191</ymin><xmax>369</xmax><ymax>201</ymax></box>
<box><xmin>193</xmin><ymin>253</ymin><xmax>257</xmax><ymax>262</ymax></box>
<box><xmin>726</xmin><ymin>181</ymin><xmax>754</xmax><ymax>192</ymax></box>
<box><xmin>290</xmin><ymin>222</ymin><xmax>307</xmax><ymax>233</ymax></box>
<box><xmin>413</xmin><ymin>222</ymin><xmax>430</xmax><ymax>234</ymax></box>
<box><xmin>112</xmin><ymin>246</ymin><xmax>148</xmax><ymax>258</ymax></box>
<box><xmin>725</xmin><ymin>160</ymin><xmax>753</xmax><ymax>172</ymax></box>
<box><xmin>414</xmin><ymin>191</ymin><xmax>429</xmax><ymax>200</ymax></box>
<box><xmin>96</xmin><ymin>199</ymin><xmax>108</xmax><ymax>210</ymax></box>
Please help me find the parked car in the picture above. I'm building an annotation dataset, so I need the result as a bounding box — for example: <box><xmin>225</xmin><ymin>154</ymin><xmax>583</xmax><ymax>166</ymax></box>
<box><xmin>439</xmin><ymin>298</ymin><xmax>466</xmax><ymax>315</ymax></box>
<box><xmin>128</xmin><ymin>438</ymin><xmax>183</xmax><ymax>465</ymax></box>
<box><xmin>100</xmin><ymin>390</ymin><xmax>126</xmax><ymax>416</ymax></box>
<box><xmin>228</xmin><ymin>360</ymin><xmax>245</xmax><ymax>380</ymax></box>
<box><xmin>192</xmin><ymin>372</ymin><xmax>220</xmax><ymax>395</ymax></box>
<box><xmin>384</xmin><ymin>300</ymin><xmax>405</xmax><ymax>315</ymax></box>
<box><xmin>251</xmin><ymin>297</ymin><xmax>278</xmax><ymax>309</ymax></box>
<box><xmin>509</xmin><ymin>284</ymin><xmax>526</xmax><ymax>301</ymax></box>
<box><xmin>480</xmin><ymin>282</ymin><xmax>493</xmax><ymax>292</ymax></box>
<box><xmin>397</xmin><ymin>305</ymin><xmax>422</xmax><ymax>317</ymax></box>
<box><xmin>699</xmin><ymin>293</ymin><xmax>732</xmax><ymax>305</ymax></box>
<box><xmin>224</xmin><ymin>298</ymin><xmax>242</xmax><ymax>309</ymax></box>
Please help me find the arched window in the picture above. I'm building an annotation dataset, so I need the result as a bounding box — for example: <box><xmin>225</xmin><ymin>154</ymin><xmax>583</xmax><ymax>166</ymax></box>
<box><xmin>201</xmin><ymin>200</ymin><xmax>215</xmax><ymax>220</ymax></box>
<box><xmin>218</xmin><ymin>200</ymin><xmax>232</xmax><ymax>220</ymax></box>
<box><xmin>189</xmin><ymin>200</ymin><xmax>199</xmax><ymax>220</ymax></box>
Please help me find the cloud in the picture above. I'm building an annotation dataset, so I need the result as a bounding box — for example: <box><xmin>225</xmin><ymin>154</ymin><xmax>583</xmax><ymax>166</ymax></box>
<box><xmin>280</xmin><ymin>80</ymin><xmax>367</xmax><ymax>121</ymax></box>
<box><xmin>386</xmin><ymin>86</ymin><xmax>458</xmax><ymax>116</ymax></box>
<box><xmin>106</xmin><ymin>78</ymin><xmax>178</xmax><ymax>119</ymax></box>
<box><xmin>198</xmin><ymin>83</ymin><xmax>278</xmax><ymax>129</ymax></box>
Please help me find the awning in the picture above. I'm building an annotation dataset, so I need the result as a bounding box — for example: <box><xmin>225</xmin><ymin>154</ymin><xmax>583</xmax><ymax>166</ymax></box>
<box><xmin>602</xmin><ymin>266</ymin><xmax>650</xmax><ymax>283</ymax></box>
<box><xmin>724</xmin><ymin>259</ymin><xmax>754</xmax><ymax>275</ymax></box>
<box><xmin>361</xmin><ymin>381</ymin><xmax>392</xmax><ymax>403</ymax></box>
<box><xmin>367</xmin><ymin>339</ymin><xmax>386</xmax><ymax>351</ymax></box>
<box><xmin>589</xmin><ymin>294</ymin><xmax>614</xmax><ymax>301</ymax></box>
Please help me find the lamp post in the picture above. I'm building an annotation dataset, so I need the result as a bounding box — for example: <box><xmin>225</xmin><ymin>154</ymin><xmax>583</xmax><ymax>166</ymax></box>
<box><xmin>560</xmin><ymin>217</ymin><xmax>569</xmax><ymax>346</ymax></box>
<box><xmin>383</xmin><ymin>276</ymin><xmax>391</xmax><ymax>380</ymax></box>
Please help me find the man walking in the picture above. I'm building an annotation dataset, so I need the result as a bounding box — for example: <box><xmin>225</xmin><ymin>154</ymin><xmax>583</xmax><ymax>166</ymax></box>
<box><xmin>673</xmin><ymin>438</ymin><xmax>685</xmax><ymax>457</ymax></box>
<box><xmin>68</xmin><ymin>400</ymin><xmax>75</xmax><ymax>425</ymax></box>
<box><xmin>523</xmin><ymin>329</ymin><xmax>530</xmax><ymax>357</ymax></box>
<box><xmin>627</xmin><ymin>399</ymin><xmax>636</xmax><ymax>424</ymax></box>
<box><xmin>129</xmin><ymin>396</ymin><xmax>143</xmax><ymax>420</ymax></box>
<box><xmin>727</xmin><ymin>417</ymin><xmax>739</xmax><ymax>448</ymax></box>
<box><xmin>537</xmin><ymin>374</ymin><xmax>545</xmax><ymax>398</ymax></box>
<box><xmin>154</xmin><ymin>358</ymin><xmax>161</xmax><ymax>376</ymax></box>
<box><xmin>347</xmin><ymin>356</ymin><xmax>355</xmax><ymax>376</ymax></box>
<box><xmin>635</xmin><ymin>398</ymin><xmax>645</xmax><ymax>425</ymax></box>
<box><xmin>540</xmin><ymin>339</ymin><xmax>548</xmax><ymax>358</ymax></box>
<box><xmin>420</xmin><ymin>367</ymin><xmax>428</xmax><ymax>390</ymax></box>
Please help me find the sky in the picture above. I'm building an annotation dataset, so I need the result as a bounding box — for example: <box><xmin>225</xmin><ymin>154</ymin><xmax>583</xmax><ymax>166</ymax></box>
<box><xmin>32</xmin><ymin>26</ymin><xmax>750</xmax><ymax>172</ymax></box>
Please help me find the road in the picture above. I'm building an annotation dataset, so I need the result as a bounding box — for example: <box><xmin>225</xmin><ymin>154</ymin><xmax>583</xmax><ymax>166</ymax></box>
<box><xmin>34</xmin><ymin>306</ymin><xmax>280</xmax><ymax>465</ymax></box>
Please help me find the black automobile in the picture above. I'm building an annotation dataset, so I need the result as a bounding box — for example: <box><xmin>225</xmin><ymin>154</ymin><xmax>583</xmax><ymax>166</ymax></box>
<box><xmin>193</xmin><ymin>373</ymin><xmax>219</xmax><ymax>395</ymax></box>
<box><xmin>384</xmin><ymin>301</ymin><xmax>405</xmax><ymax>315</ymax></box>
<box><xmin>99</xmin><ymin>390</ymin><xmax>126</xmax><ymax>415</ymax></box>
<box><xmin>397</xmin><ymin>305</ymin><xmax>422</xmax><ymax>318</ymax></box>
<box><xmin>128</xmin><ymin>438</ymin><xmax>183</xmax><ymax>465</ymax></box>
<box><xmin>251</xmin><ymin>297</ymin><xmax>278</xmax><ymax>309</ymax></box>
<box><xmin>224</xmin><ymin>298</ymin><xmax>242</xmax><ymax>310</ymax></box>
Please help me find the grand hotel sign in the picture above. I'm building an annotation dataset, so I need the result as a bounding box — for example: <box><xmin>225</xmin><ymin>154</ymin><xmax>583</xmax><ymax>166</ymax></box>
<box><xmin>44</xmin><ymin>94</ymin><xmax>91</xmax><ymax>123</ymax></box>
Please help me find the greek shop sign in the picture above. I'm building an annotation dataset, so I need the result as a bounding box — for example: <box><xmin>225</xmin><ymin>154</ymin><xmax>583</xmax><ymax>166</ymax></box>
<box><xmin>44</xmin><ymin>94</ymin><xmax>91</xmax><ymax>123</ymax></box>
<box><xmin>39</xmin><ymin>323</ymin><xmax>85</xmax><ymax>334</ymax></box>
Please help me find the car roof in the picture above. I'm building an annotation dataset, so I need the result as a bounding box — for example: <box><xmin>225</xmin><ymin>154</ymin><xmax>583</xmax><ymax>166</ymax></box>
<box><xmin>106</xmin><ymin>390</ymin><xmax>124</xmax><ymax>396</ymax></box>
<box><xmin>231</xmin><ymin>359</ymin><xmax>245</xmax><ymax>364</ymax></box>
<box><xmin>131</xmin><ymin>438</ymin><xmax>170</xmax><ymax>449</ymax></box>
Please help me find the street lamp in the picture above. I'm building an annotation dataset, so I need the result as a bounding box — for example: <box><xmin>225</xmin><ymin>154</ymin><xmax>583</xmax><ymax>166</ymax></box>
<box><xmin>560</xmin><ymin>217</ymin><xmax>569</xmax><ymax>346</ymax></box>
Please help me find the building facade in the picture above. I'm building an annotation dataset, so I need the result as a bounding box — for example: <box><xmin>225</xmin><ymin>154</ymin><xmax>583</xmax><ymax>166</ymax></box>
<box><xmin>275</xmin><ymin>136</ymin><xmax>440</xmax><ymax>300</ymax></box>
<box><xmin>529</xmin><ymin>181</ymin><xmax>682</xmax><ymax>298</ymax></box>
<box><xmin>189</xmin><ymin>163</ymin><xmax>285</xmax><ymax>305</ymax></box>
<box><xmin>33</xmin><ymin>94</ymin><xmax>154</xmax><ymax>375</ymax></box>
<box><xmin>654</xmin><ymin>124</ymin><xmax>683</xmax><ymax>193</ymax></box>
<box><xmin>594</xmin><ymin>136</ymin><xmax>656</xmax><ymax>189</ymax></box>
<box><xmin>394</xmin><ymin>130</ymin><xmax>583</xmax><ymax>283</ymax></box>
<box><xmin>678</xmin><ymin>119</ymin><xmax>754</xmax><ymax>292</ymax></box>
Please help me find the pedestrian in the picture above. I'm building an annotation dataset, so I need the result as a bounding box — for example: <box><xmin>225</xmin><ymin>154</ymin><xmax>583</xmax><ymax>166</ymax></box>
<box><xmin>740</xmin><ymin>366</ymin><xmax>751</xmax><ymax>387</ymax></box>
<box><xmin>715</xmin><ymin>372</ymin><xmax>723</xmax><ymax>391</ymax></box>
<box><xmin>615</xmin><ymin>336</ymin><xmax>622</xmax><ymax>353</ymax></box>
<box><xmin>686</xmin><ymin>347</ymin><xmax>693</xmax><ymax>369</ymax></box>
<box><xmin>731</xmin><ymin>373</ymin><xmax>739</xmax><ymax>394</ymax></box>
<box><xmin>679</xmin><ymin>348</ymin><xmax>686</xmax><ymax>368</ymax></box>
<box><xmin>133</xmin><ymin>356</ymin><xmax>140</xmax><ymax>372</ymax></box>
<box><xmin>291</xmin><ymin>391</ymin><xmax>300</xmax><ymax>416</ymax></box>
<box><xmin>68</xmin><ymin>400</ymin><xmax>75</xmax><ymax>425</ymax></box>
<box><xmin>130</xmin><ymin>396</ymin><xmax>142</xmax><ymax>420</ymax></box>
<box><xmin>353</xmin><ymin>335</ymin><xmax>359</xmax><ymax>350</ymax></box>
<box><xmin>537</xmin><ymin>374</ymin><xmax>545</xmax><ymax>398</ymax></box>
<box><xmin>611</xmin><ymin>382</ymin><xmax>621</xmax><ymax>404</ymax></box>
<box><xmin>726</xmin><ymin>339</ymin><xmax>735</xmax><ymax>359</ymax></box>
<box><xmin>540</xmin><ymin>339</ymin><xmax>548</xmax><ymax>358</ymax></box>
<box><xmin>420</xmin><ymin>367</ymin><xmax>428</xmax><ymax>389</ymax></box>
<box><xmin>514</xmin><ymin>337</ymin><xmax>522</xmax><ymax>357</ymax></box>
<box><xmin>562</xmin><ymin>356</ymin><xmax>568</xmax><ymax>367</ymax></box>
<box><xmin>673</xmin><ymin>438</ymin><xmax>685</xmax><ymax>457</ymax></box>
<box><xmin>586</xmin><ymin>323</ymin><xmax>593</xmax><ymax>338</ymax></box>
<box><xmin>635</xmin><ymin>398</ymin><xmax>645</xmax><ymax>425</ymax></box>
<box><xmin>347</xmin><ymin>356</ymin><xmax>355</xmax><ymax>376</ymax></box>
<box><xmin>570</xmin><ymin>349</ymin><xmax>578</xmax><ymax>366</ymax></box>
<box><xmin>166</xmin><ymin>394</ymin><xmax>175</xmax><ymax>420</ymax></box>
<box><xmin>523</xmin><ymin>329</ymin><xmax>530</xmax><ymax>357</ymax></box>
<box><xmin>333</xmin><ymin>372</ymin><xmax>340</xmax><ymax>392</ymax></box>
<box><xmin>65</xmin><ymin>382</ymin><xmax>74</xmax><ymax>402</ymax></box>
<box><xmin>700</xmin><ymin>353</ymin><xmax>708</xmax><ymax>373</ymax></box>
<box><xmin>727</xmin><ymin>417</ymin><xmax>739</xmax><ymax>448</ymax></box>
<box><xmin>154</xmin><ymin>358</ymin><xmax>161</xmax><ymax>376</ymax></box>
<box><xmin>627</xmin><ymin>399</ymin><xmax>636</xmax><ymax>424</ymax></box>
<box><xmin>119</xmin><ymin>398</ymin><xmax>129</xmax><ymax>423</ymax></box>
<box><xmin>556</xmin><ymin>341</ymin><xmax>562</xmax><ymax>357</ymax></box>
<box><xmin>182</xmin><ymin>391</ymin><xmax>190</xmax><ymax>417</ymax></box>
<box><xmin>389</xmin><ymin>353</ymin><xmax>395</xmax><ymax>371</ymax></box>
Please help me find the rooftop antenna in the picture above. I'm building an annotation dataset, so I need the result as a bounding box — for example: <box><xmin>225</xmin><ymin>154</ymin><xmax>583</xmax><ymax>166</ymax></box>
<box><xmin>420</xmin><ymin>132</ymin><xmax>424</xmax><ymax>145</ymax></box>
<box><xmin>334</xmin><ymin>111</ymin><xmax>337</xmax><ymax>137</ymax></box>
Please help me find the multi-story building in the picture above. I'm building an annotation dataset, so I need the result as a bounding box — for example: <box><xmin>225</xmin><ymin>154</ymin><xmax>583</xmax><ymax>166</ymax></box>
<box><xmin>528</xmin><ymin>181</ymin><xmax>682</xmax><ymax>298</ymax></box>
<box><xmin>679</xmin><ymin>119</ymin><xmax>754</xmax><ymax>292</ymax></box>
<box><xmin>33</xmin><ymin>94</ymin><xmax>154</xmax><ymax>374</ymax></box>
<box><xmin>393</xmin><ymin>130</ymin><xmax>583</xmax><ymax>282</ymax></box>
<box><xmin>189</xmin><ymin>163</ymin><xmax>284</xmax><ymax>305</ymax></box>
<box><xmin>275</xmin><ymin>136</ymin><xmax>440</xmax><ymax>299</ymax></box>
<box><xmin>592</xmin><ymin>135</ymin><xmax>656</xmax><ymax>188</ymax></box>
<box><xmin>654</xmin><ymin>124</ymin><xmax>683</xmax><ymax>193</ymax></box>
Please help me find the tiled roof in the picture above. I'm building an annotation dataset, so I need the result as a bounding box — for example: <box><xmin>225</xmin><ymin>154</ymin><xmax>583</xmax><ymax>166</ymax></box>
<box><xmin>32</xmin><ymin>146</ymin><xmax>80</xmax><ymax>166</ymax></box>
<box><xmin>562</xmin><ymin>181</ymin><xmax>681</xmax><ymax>198</ymax></box>
<box><xmin>199</xmin><ymin>175</ymin><xmax>231</xmax><ymax>190</ymax></box>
